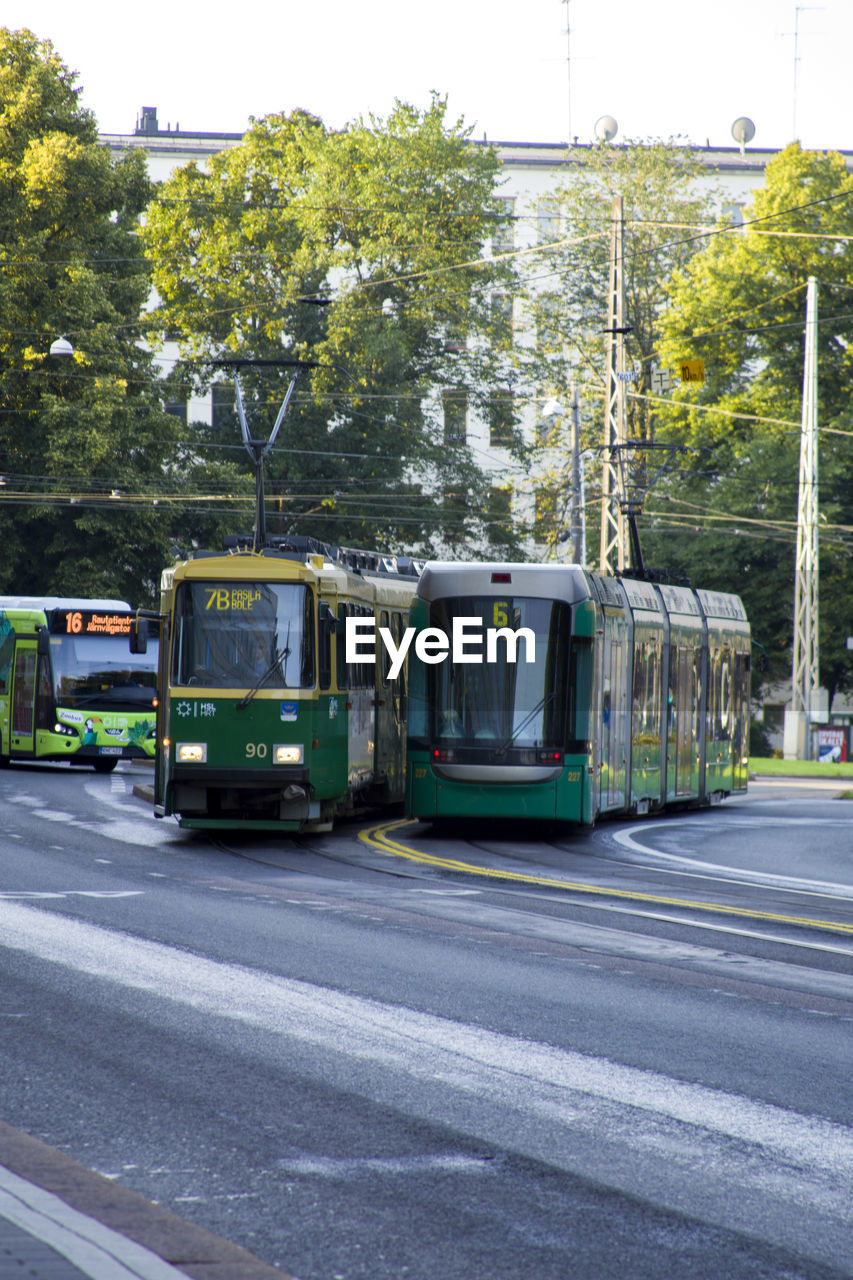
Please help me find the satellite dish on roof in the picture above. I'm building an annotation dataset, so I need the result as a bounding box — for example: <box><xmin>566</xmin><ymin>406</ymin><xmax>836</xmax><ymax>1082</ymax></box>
<box><xmin>731</xmin><ymin>117</ymin><xmax>756</xmax><ymax>154</ymax></box>
<box><xmin>594</xmin><ymin>115</ymin><xmax>618</xmax><ymax>143</ymax></box>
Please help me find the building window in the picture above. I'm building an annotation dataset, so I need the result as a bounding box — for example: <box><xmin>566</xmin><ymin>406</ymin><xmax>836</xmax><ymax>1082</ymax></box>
<box><xmin>443</xmin><ymin>486</ymin><xmax>469</xmax><ymax>534</ymax></box>
<box><xmin>490</xmin><ymin>293</ymin><xmax>513</xmax><ymax>350</ymax></box>
<box><xmin>493</xmin><ymin>198</ymin><xmax>515</xmax><ymax>254</ymax></box>
<box><xmin>536</xmin><ymin>293</ymin><xmax>563</xmax><ymax>353</ymax></box>
<box><xmin>442</xmin><ymin>389</ymin><xmax>468</xmax><ymax>444</ymax></box>
<box><xmin>537</xmin><ymin>198</ymin><xmax>562</xmax><ymax>245</ymax></box>
<box><xmin>486</xmin><ymin>485</ymin><xmax>513</xmax><ymax>537</ymax></box>
<box><xmin>488</xmin><ymin>393</ymin><xmax>515</xmax><ymax>447</ymax></box>
<box><xmin>164</xmin><ymin>394</ymin><xmax>187</xmax><ymax>424</ymax></box>
<box><xmin>443</xmin><ymin>320</ymin><xmax>467</xmax><ymax>353</ymax></box>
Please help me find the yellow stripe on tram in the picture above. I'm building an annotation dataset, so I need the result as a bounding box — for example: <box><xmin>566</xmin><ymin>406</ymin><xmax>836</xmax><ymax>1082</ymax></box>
<box><xmin>358</xmin><ymin>819</ymin><xmax>853</xmax><ymax>937</ymax></box>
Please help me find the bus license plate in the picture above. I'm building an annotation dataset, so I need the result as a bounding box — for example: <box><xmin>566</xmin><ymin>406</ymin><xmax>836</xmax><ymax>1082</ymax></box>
<box><xmin>99</xmin><ymin>746</ymin><xmax>124</xmax><ymax>756</ymax></box>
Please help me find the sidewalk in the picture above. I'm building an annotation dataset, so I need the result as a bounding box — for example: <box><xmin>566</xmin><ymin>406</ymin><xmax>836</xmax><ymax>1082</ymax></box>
<box><xmin>0</xmin><ymin>1121</ymin><xmax>293</xmax><ymax>1280</ymax></box>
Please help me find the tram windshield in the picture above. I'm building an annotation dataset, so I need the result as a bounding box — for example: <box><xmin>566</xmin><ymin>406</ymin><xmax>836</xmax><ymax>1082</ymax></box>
<box><xmin>172</xmin><ymin>581</ymin><xmax>315</xmax><ymax>689</ymax></box>
<box><xmin>49</xmin><ymin>635</ymin><xmax>159</xmax><ymax>711</ymax></box>
<box><xmin>429</xmin><ymin>596</ymin><xmax>570</xmax><ymax>753</ymax></box>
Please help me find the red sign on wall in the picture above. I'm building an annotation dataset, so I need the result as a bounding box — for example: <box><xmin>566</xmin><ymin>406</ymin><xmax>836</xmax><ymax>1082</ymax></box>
<box><xmin>816</xmin><ymin>727</ymin><xmax>848</xmax><ymax>763</ymax></box>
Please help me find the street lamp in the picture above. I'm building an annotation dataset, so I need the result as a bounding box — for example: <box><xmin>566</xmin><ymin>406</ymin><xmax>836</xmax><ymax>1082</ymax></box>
<box><xmin>49</xmin><ymin>336</ymin><xmax>74</xmax><ymax>357</ymax></box>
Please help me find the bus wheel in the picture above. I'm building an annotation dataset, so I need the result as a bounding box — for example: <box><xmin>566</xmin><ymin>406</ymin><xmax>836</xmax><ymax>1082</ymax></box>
<box><xmin>93</xmin><ymin>758</ymin><xmax>118</xmax><ymax>774</ymax></box>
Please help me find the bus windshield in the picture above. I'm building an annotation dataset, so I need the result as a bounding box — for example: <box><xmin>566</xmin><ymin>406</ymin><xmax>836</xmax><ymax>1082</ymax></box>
<box><xmin>429</xmin><ymin>596</ymin><xmax>570</xmax><ymax>753</ymax></box>
<box><xmin>49</xmin><ymin>634</ymin><xmax>159</xmax><ymax>711</ymax></box>
<box><xmin>172</xmin><ymin>581</ymin><xmax>315</xmax><ymax>689</ymax></box>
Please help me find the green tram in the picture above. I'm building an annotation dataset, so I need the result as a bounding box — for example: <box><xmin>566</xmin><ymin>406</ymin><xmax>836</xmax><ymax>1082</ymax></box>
<box><xmin>154</xmin><ymin>541</ymin><xmax>421</xmax><ymax>831</ymax></box>
<box><xmin>405</xmin><ymin>563</ymin><xmax>750</xmax><ymax>825</ymax></box>
<box><xmin>0</xmin><ymin>596</ymin><xmax>158</xmax><ymax>771</ymax></box>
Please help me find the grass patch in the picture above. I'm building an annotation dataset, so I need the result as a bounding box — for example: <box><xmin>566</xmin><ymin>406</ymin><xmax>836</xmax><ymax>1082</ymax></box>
<box><xmin>750</xmin><ymin>756</ymin><xmax>853</xmax><ymax>779</ymax></box>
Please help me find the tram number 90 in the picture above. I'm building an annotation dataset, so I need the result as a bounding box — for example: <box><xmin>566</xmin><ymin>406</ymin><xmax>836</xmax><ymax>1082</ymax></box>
<box><xmin>245</xmin><ymin>743</ymin><xmax>268</xmax><ymax>759</ymax></box>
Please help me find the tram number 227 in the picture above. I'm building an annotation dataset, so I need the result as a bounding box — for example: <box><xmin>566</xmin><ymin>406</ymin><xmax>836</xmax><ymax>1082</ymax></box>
<box><xmin>245</xmin><ymin>743</ymin><xmax>268</xmax><ymax>759</ymax></box>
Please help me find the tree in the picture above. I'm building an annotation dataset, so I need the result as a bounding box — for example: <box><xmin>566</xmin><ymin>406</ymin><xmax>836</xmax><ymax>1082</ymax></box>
<box><xmin>142</xmin><ymin>97</ymin><xmax>525</xmax><ymax>557</ymax></box>
<box><xmin>651</xmin><ymin>144</ymin><xmax>853</xmax><ymax>701</ymax></box>
<box><xmin>0</xmin><ymin>28</ymin><xmax>193</xmax><ymax>605</ymax></box>
<box><xmin>519</xmin><ymin>139</ymin><xmax>720</xmax><ymax>557</ymax></box>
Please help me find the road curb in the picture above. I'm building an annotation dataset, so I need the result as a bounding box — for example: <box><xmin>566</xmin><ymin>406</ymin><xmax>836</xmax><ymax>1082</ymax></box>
<box><xmin>0</xmin><ymin>1121</ymin><xmax>295</xmax><ymax>1280</ymax></box>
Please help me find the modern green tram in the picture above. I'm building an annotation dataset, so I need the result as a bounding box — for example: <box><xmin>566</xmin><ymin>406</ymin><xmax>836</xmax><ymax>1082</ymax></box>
<box><xmin>0</xmin><ymin>596</ymin><xmax>158</xmax><ymax>770</ymax></box>
<box><xmin>405</xmin><ymin>563</ymin><xmax>750</xmax><ymax>825</ymax></box>
<box><xmin>154</xmin><ymin>542</ymin><xmax>422</xmax><ymax>831</ymax></box>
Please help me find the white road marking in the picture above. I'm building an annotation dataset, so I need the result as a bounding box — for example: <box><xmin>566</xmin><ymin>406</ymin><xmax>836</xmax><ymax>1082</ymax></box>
<box><xmin>0</xmin><ymin>892</ymin><xmax>143</xmax><ymax>900</ymax></box>
<box><xmin>612</xmin><ymin>820</ymin><xmax>853</xmax><ymax>899</ymax></box>
<box><xmin>2</xmin><ymin>785</ymin><xmax>178</xmax><ymax>849</ymax></box>
<box><xmin>0</xmin><ymin>898</ymin><xmax>849</xmax><ymax>1186</ymax></box>
<box><xmin>275</xmin><ymin>1154</ymin><xmax>494</xmax><ymax>1176</ymax></box>
<box><xmin>0</xmin><ymin>1165</ymin><xmax>186</xmax><ymax>1280</ymax></box>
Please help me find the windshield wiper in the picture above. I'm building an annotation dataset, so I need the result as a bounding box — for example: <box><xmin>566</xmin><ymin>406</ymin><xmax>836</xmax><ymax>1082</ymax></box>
<box><xmin>235</xmin><ymin>646</ymin><xmax>290</xmax><ymax>711</ymax></box>
<box><xmin>493</xmin><ymin>690</ymin><xmax>557</xmax><ymax>758</ymax></box>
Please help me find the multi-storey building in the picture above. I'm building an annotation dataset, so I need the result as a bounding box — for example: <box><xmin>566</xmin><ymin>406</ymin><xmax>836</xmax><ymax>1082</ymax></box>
<box><xmin>102</xmin><ymin>105</ymin><xmax>789</xmax><ymax>478</ymax></box>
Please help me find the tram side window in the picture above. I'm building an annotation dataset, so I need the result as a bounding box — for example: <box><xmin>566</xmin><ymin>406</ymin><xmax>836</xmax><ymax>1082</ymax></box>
<box><xmin>379</xmin><ymin>611</ymin><xmax>391</xmax><ymax>686</ymax></box>
<box><xmin>406</xmin><ymin>629</ymin><xmax>428</xmax><ymax>744</ymax></box>
<box><xmin>709</xmin><ymin>644</ymin><xmax>733</xmax><ymax>740</ymax></box>
<box><xmin>392</xmin><ymin>612</ymin><xmax>406</xmax><ymax>702</ymax></box>
<box><xmin>336</xmin><ymin>605</ymin><xmax>349</xmax><ymax>690</ymax></box>
<box><xmin>352</xmin><ymin>606</ymin><xmax>364</xmax><ymax>689</ymax></box>
<box><xmin>566</xmin><ymin>636</ymin><xmax>593</xmax><ymax>752</ymax></box>
<box><xmin>351</xmin><ymin>606</ymin><xmax>363</xmax><ymax>690</ymax></box>
<box><xmin>632</xmin><ymin>638</ymin><xmax>662</xmax><ymax>745</ymax></box>
<box><xmin>732</xmin><ymin>649</ymin><xmax>749</xmax><ymax>755</ymax></box>
<box><xmin>337</xmin><ymin>604</ymin><xmax>375</xmax><ymax>691</ymax></box>
<box><xmin>318</xmin><ymin>603</ymin><xmax>333</xmax><ymax>691</ymax></box>
<box><xmin>362</xmin><ymin>607</ymin><xmax>375</xmax><ymax>690</ymax></box>
<box><xmin>298</xmin><ymin>588</ymin><xmax>316</xmax><ymax>688</ymax></box>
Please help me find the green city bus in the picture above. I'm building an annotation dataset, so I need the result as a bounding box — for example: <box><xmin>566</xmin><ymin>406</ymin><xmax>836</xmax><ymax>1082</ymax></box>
<box><xmin>0</xmin><ymin>596</ymin><xmax>158</xmax><ymax>771</ymax></box>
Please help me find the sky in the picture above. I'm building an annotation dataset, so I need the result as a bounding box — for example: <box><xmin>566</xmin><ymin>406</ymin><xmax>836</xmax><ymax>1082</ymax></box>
<box><xmin>4</xmin><ymin>0</ymin><xmax>852</xmax><ymax>153</ymax></box>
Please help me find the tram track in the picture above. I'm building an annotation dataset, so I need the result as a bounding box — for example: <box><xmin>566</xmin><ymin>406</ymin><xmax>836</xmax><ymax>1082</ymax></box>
<box><xmin>197</xmin><ymin>817</ymin><xmax>853</xmax><ymax>1016</ymax></box>
<box><xmin>358</xmin><ymin>818</ymin><xmax>853</xmax><ymax>938</ymax></box>
<box><xmin>204</xmin><ymin>814</ymin><xmax>853</xmax><ymax>953</ymax></box>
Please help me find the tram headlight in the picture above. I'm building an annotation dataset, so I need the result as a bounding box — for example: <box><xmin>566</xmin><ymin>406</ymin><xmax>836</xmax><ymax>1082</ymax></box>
<box><xmin>176</xmin><ymin>742</ymin><xmax>207</xmax><ymax>763</ymax></box>
<box><xmin>274</xmin><ymin>744</ymin><xmax>304</xmax><ymax>765</ymax></box>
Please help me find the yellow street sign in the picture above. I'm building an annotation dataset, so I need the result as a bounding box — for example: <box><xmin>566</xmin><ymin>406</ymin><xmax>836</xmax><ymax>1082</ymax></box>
<box><xmin>679</xmin><ymin>358</ymin><xmax>705</xmax><ymax>383</ymax></box>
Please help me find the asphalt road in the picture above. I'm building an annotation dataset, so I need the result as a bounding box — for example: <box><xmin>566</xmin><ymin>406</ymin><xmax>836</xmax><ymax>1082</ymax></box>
<box><xmin>0</xmin><ymin>762</ymin><xmax>850</xmax><ymax>1280</ymax></box>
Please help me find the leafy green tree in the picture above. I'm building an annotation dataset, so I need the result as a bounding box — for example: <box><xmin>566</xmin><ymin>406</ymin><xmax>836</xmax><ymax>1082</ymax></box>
<box><xmin>519</xmin><ymin>139</ymin><xmax>720</xmax><ymax>557</ymax></box>
<box><xmin>0</xmin><ymin>28</ymin><xmax>207</xmax><ymax>604</ymax></box>
<box><xmin>652</xmin><ymin>144</ymin><xmax>853</xmax><ymax>700</ymax></box>
<box><xmin>143</xmin><ymin>96</ymin><xmax>524</xmax><ymax>556</ymax></box>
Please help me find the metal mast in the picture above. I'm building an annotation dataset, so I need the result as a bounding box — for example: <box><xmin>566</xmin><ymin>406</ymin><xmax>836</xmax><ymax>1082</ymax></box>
<box><xmin>789</xmin><ymin>275</ymin><xmax>820</xmax><ymax>753</ymax></box>
<box><xmin>600</xmin><ymin>196</ymin><xmax>629</xmax><ymax>574</ymax></box>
